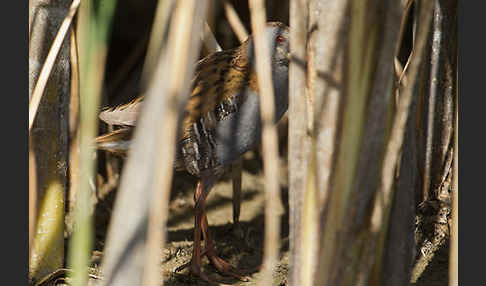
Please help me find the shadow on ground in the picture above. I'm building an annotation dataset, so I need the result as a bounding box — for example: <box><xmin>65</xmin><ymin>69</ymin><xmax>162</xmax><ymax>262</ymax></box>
<box><xmin>93</xmin><ymin>145</ymin><xmax>290</xmax><ymax>285</ymax></box>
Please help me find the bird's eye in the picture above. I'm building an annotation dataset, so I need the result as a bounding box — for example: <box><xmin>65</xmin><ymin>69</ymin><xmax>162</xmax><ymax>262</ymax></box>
<box><xmin>276</xmin><ymin>35</ymin><xmax>285</xmax><ymax>44</ymax></box>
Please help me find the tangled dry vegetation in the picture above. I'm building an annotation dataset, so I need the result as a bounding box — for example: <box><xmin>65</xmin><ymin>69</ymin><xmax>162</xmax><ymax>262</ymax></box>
<box><xmin>29</xmin><ymin>0</ymin><xmax>457</xmax><ymax>285</ymax></box>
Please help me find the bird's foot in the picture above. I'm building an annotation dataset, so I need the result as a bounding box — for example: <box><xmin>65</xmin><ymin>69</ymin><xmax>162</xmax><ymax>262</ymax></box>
<box><xmin>175</xmin><ymin>249</ymin><xmax>249</xmax><ymax>282</ymax></box>
<box><xmin>175</xmin><ymin>253</ymin><xmax>216</xmax><ymax>284</ymax></box>
<box><xmin>187</xmin><ymin>260</ymin><xmax>214</xmax><ymax>284</ymax></box>
<box><xmin>206</xmin><ymin>250</ymin><xmax>249</xmax><ymax>282</ymax></box>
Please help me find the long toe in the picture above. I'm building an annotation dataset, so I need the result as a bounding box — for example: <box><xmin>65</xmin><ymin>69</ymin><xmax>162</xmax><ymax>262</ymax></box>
<box><xmin>208</xmin><ymin>254</ymin><xmax>250</xmax><ymax>282</ymax></box>
<box><xmin>188</xmin><ymin>262</ymin><xmax>212</xmax><ymax>284</ymax></box>
<box><xmin>175</xmin><ymin>252</ymin><xmax>243</xmax><ymax>284</ymax></box>
<box><xmin>178</xmin><ymin>258</ymin><xmax>217</xmax><ymax>285</ymax></box>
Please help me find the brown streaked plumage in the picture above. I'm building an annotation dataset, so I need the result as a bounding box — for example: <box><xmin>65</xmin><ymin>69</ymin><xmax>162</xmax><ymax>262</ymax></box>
<box><xmin>98</xmin><ymin>35</ymin><xmax>262</xmax><ymax>176</ymax></box>
<box><xmin>96</xmin><ymin>21</ymin><xmax>289</xmax><ymax>283</ymax></box>
<box><xmin>180</xmin><ymin>38</ymin><xmax>258</xmax><ymax>140</ymax></box>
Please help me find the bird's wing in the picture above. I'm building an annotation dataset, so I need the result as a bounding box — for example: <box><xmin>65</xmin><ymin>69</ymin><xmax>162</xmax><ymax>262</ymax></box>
<box><xmin>179</xmin><ymin>45</ymin><xmax>256</xmax><ymax>141</ymax></box>
<box><xmin>174</xmin><ymin>45</ymin><xmax>258</xmax><ymax>174</ymax></box>
<box><xmin>98</xmin><ymin>96</ymin><xmax>143</xmax><ymax>126</ymax></box>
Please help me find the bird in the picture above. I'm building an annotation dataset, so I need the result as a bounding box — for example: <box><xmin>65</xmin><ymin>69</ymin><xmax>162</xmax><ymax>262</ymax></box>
<box><xmin>96</xmin><ymin>21</ymin><xmax>290</xmax><ymax>282</ymax></box>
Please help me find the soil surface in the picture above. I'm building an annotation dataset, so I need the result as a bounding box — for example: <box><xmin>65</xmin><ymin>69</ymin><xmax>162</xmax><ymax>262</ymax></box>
<box><xmin>158</xmin><ymin>151</ymin><xmax>290</xmax><ymax>286</ymax></box>
<box><xmin>93</xmin><ymin>146</ymin><xmax>291</xmax><ymax>286</ymax></box>
<box><xmin>91</xmin><ymin>136</ymin><xmax>449</xmax><ymax>286</ymax></box>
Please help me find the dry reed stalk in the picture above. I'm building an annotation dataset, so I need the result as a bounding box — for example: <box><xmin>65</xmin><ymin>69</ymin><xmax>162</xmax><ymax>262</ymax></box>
<box><xmin>248</xmin><ymin>0</ymin><xmax>282</xmax><ymax>285</ymax></box>
<box><xmin>29</xmin><ymin>1</ymin><xmax>71</xmax><ymax>282</ymax></box>
<box><xmin>218</xmin><ymin>2</ymin><xmax>247</xmax><ymax>230</ymax></box>
<box><xmin>421</xmin><ymin>0</ymin><xmax>457</xmax><ymax>206</ymax></box>
<box><xmin>299</xmin><ymin>142</ymin><xmax>318</xmax><ymax>286</ymax></box>
<box><xmin>202</xmin><ymin>22</ymin><xmax>222</xmax><ymax>52</ymax></box>
<box><xmin>29</xmin><ymin>0</ymin><xmax>81</xmax><ymax>131</ymax></box>
<box><xmin>394</xmin><ymin>0</ymin><xmax>414</xmax><ymax>88</ymax></box>
<box><xmin>29</xmin><ymin>139</ymin><xmax>37</xmax><ymax>259</ymax></box>
<box><xmin>142</xmin><ymin>1</ymin><xmax>207</xmax><ymax>285</ymax></box>
<box><xmin>449</xmin><ymin>75</ymin><xmax>458</xmax><ymax>286</ymax></box>
<box><xmin>96</xmin><ymin>4</ymin><xmax>175</xmax><ymax>283</ymax></box>
<box><xmin>313</xmin><ymin>0</ymin><xmax>405</xmax><ymax>284</ymax></box>
<box><xmin>316</xmin><ymin>0</ymin><xmax>375</xmax><ymax>282</ymax></box>
<box><xmin>66</xmin><ymin>26</ymin><xmax>81</xmax><ymax>236</ymax></box>
<box><xmin>368</xmin><ymin>0</ymin><xmax>435</xmax><ymax>268</ymax></box>
<box><xmin>412</xmin><ymin>1</ymin><xmax>457</xmax><ymax>279</ymax></box>
<box><xmin>29</xmin><ymin>0</ymin><xmax>33</xmax><ymax>37</ymax></box>
<box><xmin>309</xmin><ymin>0</ymin><xmax>347</xmax><ymax>226</ymax></box>
<box><xmin>310</xmin><ymin>1</ymin><xmax>350</xmax><ymax>284</ymax></box>
<box><xmin>69</xmin><ymin>29</ymin><xmax>80</xmax><ymax>136</ymax></box>
<box><xmin>222</xmin><ymin>0</ymin><xmax>248</xmax><ymax>43</ymax></box>
<box><xmin>141</xmin><ymin>0</ymin><xmax>176</xmax><ymax>84</ymax></box>
<box><xmin>288</xmin><ymin>0</ymin><xmax>311</xmax><ymax>285</ymax></box>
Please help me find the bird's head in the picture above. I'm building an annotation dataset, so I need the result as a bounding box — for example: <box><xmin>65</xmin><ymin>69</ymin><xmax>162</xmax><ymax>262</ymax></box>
<box><xmin>245</xmin><ymin>22</ymin><xmax>290</xmax><ymax>70</ymax></box>
<box><xmin>265</xmin><ymin>22</ymin><xmax>290</xmax><ymax>68</ymax></box>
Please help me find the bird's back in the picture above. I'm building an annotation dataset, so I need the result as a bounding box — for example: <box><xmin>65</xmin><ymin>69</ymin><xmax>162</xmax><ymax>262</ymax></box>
<box><xmin>97</xmin><ymin>41</ymin><xmax>259</xmax><ymax>176</ymax></box>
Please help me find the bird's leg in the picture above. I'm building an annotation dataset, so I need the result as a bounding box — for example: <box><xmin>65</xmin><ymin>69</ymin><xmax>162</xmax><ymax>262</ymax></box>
<box><xmin>185</xmin><ymin>179</ymin><xmax>211</xmax><ymax>282</ymax></box>
<box><xmin>190</xmin><ymin>169</ymin><xmax>247</xmax><ymax>281</ymax></box>
<box><xmin>178</xmin><ymin>173</ymin><xmax>248</xmax><ymax>282</ymax></box>
<box><xmin>231</xmin><ymin>159</ymin><xmax>244</xmax><ymax>238</ymax></box>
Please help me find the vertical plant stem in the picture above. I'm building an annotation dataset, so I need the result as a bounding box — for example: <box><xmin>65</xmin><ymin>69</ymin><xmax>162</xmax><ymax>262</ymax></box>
<box><xmin>311</xmin><ymin>0</ymin><xmax>347</xmax><ymax>222</ymax></box>
<box><xmin>142</xmin><ymin>1</ymin><xmax>207</xmax><ymax>285</ymax></box>
<box><xmin>68</xmin><ymin>2</ymin><xmax>92</xmax><ymax>284</ymax></box>
<box><xmin>222</xmin><ymin>0</ymin><xmax>248</xmax><ymax>43</ymax></box>
<box><xmin>314</xmin><ymin>0</ymin><xmax>367</xmax><ymax>283</ymax></box>
<box><xmin>288</xmin><ymin>0</ymin><xmax>310</xmax><ymax>285</ymax></box>
<box><xmin>201</xmin><ymin>22</ymin><xmax>222</xmax><ymax>52</ymax></box>
<box><xmin>231</xmin><ymin>159</ymin><xmax>243</xmax><ymax>226</ymax></box>
<box><xmin>29</xmin><ymin>139</ymin><xmax>37</xmax><ymax>259</ymax></box>
<box><xmin>306</xmin><ymin>2</ymin><xmax>348</xmax><ymax>284</ymax></box>
<box><xmin>367</xmin><ymin>0</ymin><xmax>435</xmax><ymax>273</ymax></box>
<box><xmin>141</xmin><ymin>0</ymin><xmax>176</xmax><ymax>85</ymax></box>
<box><xmin>299</xmin><ymin>142</ymin><xmax>318</xmax><ymax>286</ymax></box>
<box><xmin>29</xmin><ymin>0</ymin><xmax>71</xmax><ymax>282</ymax></box>
<box><xmin>29</xmin><ymin>0</ymin><xmax>33</xmax><ymax>36</ymax></box>
<box><xmin>68</xmin><ymin>1</ymin><xmax>117</xmax><ymax>285</ymax></box>
<box><xmin>67</xmin><ymin>23</ymin><xmax>81</xmax><ymax>237</ymax></box>
<box><xmin>314</xmin><ymin>0</ymin><xmax>402</xmax><ymax>284</ymax></box>
<box><xmin>29</xmin><ymin>0</ymin><xmax>81</xmax><ymax>131</ymax></box>
<box><xmin>248</xmin><ymin>1</ymin><xmax>282</xmax><ymax>284</ymax></box>
<box><xmin>449</xmin><ymin>65</ymin><xmax>458</xmax><ymax>286</ymax></box>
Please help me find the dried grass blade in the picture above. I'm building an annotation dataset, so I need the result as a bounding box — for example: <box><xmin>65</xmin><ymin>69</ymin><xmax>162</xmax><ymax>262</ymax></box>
<box><xmin>370</xmin><ymin>0</ymin><xmax>435</xmax><ymax>249</ymax></box>
<box><xmin>29</xmin><ymin>0</ymin><xmax>81</xmax><ymax>132</ymax></box>
<box><xmin>222</xmin><ymin>0</ymin><xmax>248</xmax><ymax>43</ymax></box>
<box><xmin>142</xmin><ymin>1</ymin><xmax>207</xmax><ymax>285</ymax></box>
<box><xmin>248</xmin><ymin>1</ymin><xmax>282</xmax><ymax>285</ymax></box>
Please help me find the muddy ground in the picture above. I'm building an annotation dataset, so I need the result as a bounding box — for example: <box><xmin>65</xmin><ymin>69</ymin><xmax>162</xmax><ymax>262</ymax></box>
<box><xmin>92</xmin><ymin>146</ymin><xmax>450</xmax><ymax>286</ymax></box>
<box><xmin>94</xmin><ymin>147</ymin><xmax>290</xmax><ymax>286</ymax></box>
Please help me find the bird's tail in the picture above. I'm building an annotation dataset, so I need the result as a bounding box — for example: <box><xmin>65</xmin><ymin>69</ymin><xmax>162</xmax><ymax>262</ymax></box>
<box><xmin>95</xmin><ymin>128</ymin><xmax>133</xmax><ymax>156</ymax></box>
<box><xmin>95</xmin><ymin>127</ymin><xmax>187</xmax><ymax>171</ymax></box>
